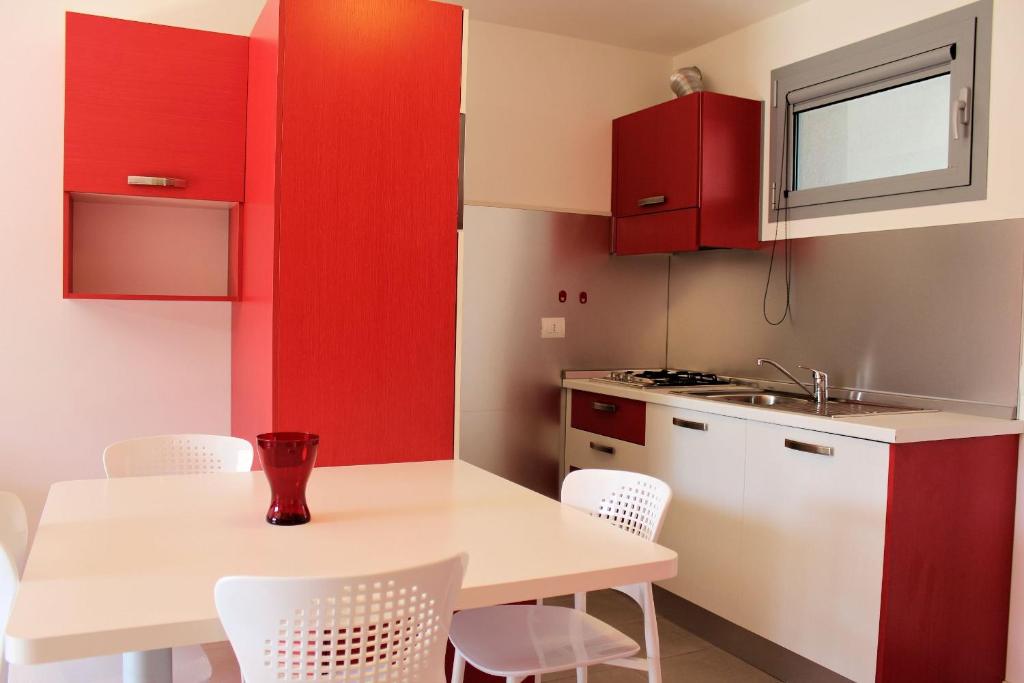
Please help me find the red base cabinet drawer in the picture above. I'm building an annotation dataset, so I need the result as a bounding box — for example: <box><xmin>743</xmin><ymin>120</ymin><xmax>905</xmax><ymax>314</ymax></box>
<box><xmin>614</xmin><ymin>209</ymin><xmax>698</xmax><ymax>255</ymax></box>
<box><xmin>570</xmin><ymin>391</ymin><xmax>646</xmax><ymax>445</ymax></box>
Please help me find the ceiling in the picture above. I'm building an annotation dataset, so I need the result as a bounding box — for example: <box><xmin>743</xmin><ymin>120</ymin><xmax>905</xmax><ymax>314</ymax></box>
<box><xmin>458</xmin><ymin>0</ymin><xmax>810</xmax><ymax>55</ymax></box>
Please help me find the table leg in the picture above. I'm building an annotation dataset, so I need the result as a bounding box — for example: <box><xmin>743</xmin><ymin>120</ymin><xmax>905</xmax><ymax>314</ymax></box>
<box><xmin>123</xmin><ymin>648</ymin><xmax>172</xmax><ymax>683</ymax></box>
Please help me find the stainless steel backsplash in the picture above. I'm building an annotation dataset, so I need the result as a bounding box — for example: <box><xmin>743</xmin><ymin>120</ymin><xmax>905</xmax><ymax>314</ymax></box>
<box><xmin>667</xmin><ymin>218</ymin><xmax>1024</xmax><ymax>415</ymax></box>
<box><xmin>459</xmin><ymin>206</ymin><xmax>669</xmax><ymax>496</ymax></box>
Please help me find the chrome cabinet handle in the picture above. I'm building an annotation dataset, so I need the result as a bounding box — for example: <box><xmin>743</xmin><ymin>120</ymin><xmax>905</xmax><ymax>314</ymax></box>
<box><xmin>127</xmin><ymin>175</ymin><xmax>187</xmax><ymax>188</ymax></box>
<box><xmin>590</xmin><ymin>442</ymin><xmax>615</xmax><ymax>455</ymax></box>
<box><xmin>785</xmin><ymin>439</ymin><xmax>833</xmax><ymax>457</ymax></box>
<box><xmin>637</xmin><ymin>195</ymin><xmax>666</xmax><ymax>207</ymax></box>
<box><xmin>673</xmin><ymin>417</ymin><xmax>708</xmax><ymax>432</ymax></box>
<box><xmin>592</xmin><ymin>401</ymin><xmax>618</xmax><ymax>414</ymax></box>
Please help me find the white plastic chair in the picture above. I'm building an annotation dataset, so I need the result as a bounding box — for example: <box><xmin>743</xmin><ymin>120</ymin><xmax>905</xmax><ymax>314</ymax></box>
<box><xmin>449</xmin><ymin>469</ymin><xmax>672</xmax><ymax>683</ymax></box>
<box><xmin>102</xmin><ymin>434</ymin><xmax>252</xmax><ymax>683</ymax></box>
<box><xmin>0</xmin><ymin>491</ymin><xmax>225</xmax><ymax>683</ymax></box>
<box><xmin>214</xmin><ymin>554</ymin><xmax>468</xmax><ymax>683</ymax></box>
<box><xmin>102</xmin><ymin>434</ymin><xmax>253</xmax><ymax>478</ymax></box>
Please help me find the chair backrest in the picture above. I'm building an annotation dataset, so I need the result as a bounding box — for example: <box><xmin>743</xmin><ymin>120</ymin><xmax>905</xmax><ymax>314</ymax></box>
<box><xmin>561</xmin><ymin>469</ymin><xmax>672</xmax><ymax>543</ymax></box>
<box><xmin>103</xmin><ymin>434</ymin><xmax>254</xmax><ymax>478</ymax></box>
<box><xmin>0</xmin><ymin>492</ymin><xmax>27</xmax><ymax>668</ymax></box>
<box><xmin>215</xmin><ymin>554</ymin><xmax>467</xmax><ymax>683</ymax></box>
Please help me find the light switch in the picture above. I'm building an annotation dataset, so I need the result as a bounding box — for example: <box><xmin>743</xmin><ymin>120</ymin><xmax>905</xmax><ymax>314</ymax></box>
<box><xmin>541</xmin><ymin>317</ymin><xmax>565</xmax><ymax>339</ymax></box>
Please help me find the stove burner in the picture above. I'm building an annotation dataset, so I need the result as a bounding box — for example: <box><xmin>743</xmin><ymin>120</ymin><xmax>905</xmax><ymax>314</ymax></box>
<box><xmin>604</xmin><ymin>369</ymin><xmax>729</xmax><ymax>388</ymax></box>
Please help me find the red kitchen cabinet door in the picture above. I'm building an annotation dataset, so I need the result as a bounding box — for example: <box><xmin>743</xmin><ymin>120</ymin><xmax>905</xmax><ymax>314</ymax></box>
<box><xmin>613</xmin><ymin>95</ymin><xmax>700</xmax><ymax>218</ymax></box>
<box><xmin>570</xmin><ymin>391</ymin><xmax>647</xmax><ymax>446</ymax></box>
<box><xmin>614</xmin><ymin>209</ymin><xmax>698</xmax><ymax>255</ymax></box>
<box><xmin>64</xmin><ymin>13</ymin><xmax>247</xmax><ymax>202</ymax></box>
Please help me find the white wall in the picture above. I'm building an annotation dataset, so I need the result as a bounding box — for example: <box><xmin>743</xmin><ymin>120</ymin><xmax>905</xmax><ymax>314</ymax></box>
<box><xmin>0</xmin><ymin>0</ymin><xmax>263</xmax><ymax>528</ymax></box>
<box><xmin>464</xmin><ymin>20</ymin><xmax>672</xmax><ymax>215</ymax></box>
<box><xmin>672</xmin><ymin>0</ymin><xmax>1024</xmax><ymax>241</ymax></box>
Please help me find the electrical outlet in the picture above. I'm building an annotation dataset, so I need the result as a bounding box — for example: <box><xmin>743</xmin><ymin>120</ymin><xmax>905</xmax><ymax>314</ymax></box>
<box><xmin>541</xmin><ymin>317</ymin><xmax>565</xmax><ymax>339</ymax></box>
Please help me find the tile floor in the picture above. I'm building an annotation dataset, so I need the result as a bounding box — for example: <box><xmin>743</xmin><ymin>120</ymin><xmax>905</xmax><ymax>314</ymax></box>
<box><xmin>546</xmin><ymin>590</ymin><xmax>779</xmax><ymax>683</ymax></box>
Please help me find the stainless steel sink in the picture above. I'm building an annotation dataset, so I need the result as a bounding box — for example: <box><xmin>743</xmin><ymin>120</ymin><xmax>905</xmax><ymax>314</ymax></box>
<box><xmin>704</xmin><ymin>392</ymin><xmax>934</xmax><ymax>418</ymax></box>
<box><xmin>716</xmin><ymin>393</ymin><xmax>811</xmax><ymax>407</ymax></box>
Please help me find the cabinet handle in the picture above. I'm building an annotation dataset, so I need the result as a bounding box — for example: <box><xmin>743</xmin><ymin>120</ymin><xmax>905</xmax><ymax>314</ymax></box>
<box><xmin>590</xmin><ymin>442</ymin><xmax>615</xmax><ymax>455</ymax></box>
<box><xmin>127</xmin><ymin>175</ymin><xmax>188</xmax><ymax>188</ymax></box>
<box><xmin>784</xmin><ymin>439</ymin><xmax>834</xmax><ymax>457</ymax></box>
<box><xmin>592</xmin><ymin>401</ymin><xmax>618</xmax><ymax>414</ymax></box>
<box><xmin>637</xmin><ymin>195</ymin><xmax>666</xmax><ymax>207</ymax></box>
<box><xmin>673</xmin><ymin>417</ymin><xmax>707</xmax><ymax>432</ymax></box>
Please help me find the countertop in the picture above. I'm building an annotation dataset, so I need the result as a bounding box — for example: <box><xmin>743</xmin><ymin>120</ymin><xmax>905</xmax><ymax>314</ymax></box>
<box><xmin>563</xmin><ymin>378</ymin><xmax>1024</xmax><ymax>444</ymax></box>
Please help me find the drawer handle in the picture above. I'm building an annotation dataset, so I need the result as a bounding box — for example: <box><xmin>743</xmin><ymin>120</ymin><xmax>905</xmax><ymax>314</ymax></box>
<box><xmin>637</xmin><ymin>195</ymin><xmax>667</xmax><ymax>207</ymax></box>
<box><xmin>590</xmin><ymin>442</ymin><xmax>615</xmax><ymax>455</ymax></box>
<box><xmin>673</xmin><ymin>417</ymin><xmax>707</xmax><ymax>432</ymax></box>
<box><xmin>785</xmin><ymin>439</ymin><xmax>833</xmax><ymax>457</ymax></box>
<box><xmin>127</xmin><ymin>175</ymin><xmax>188</xmax><ymax>188</ymax></box>
<box><xmin>592</xmin><ymin>401</ymin><xmax>618</xmax><ymax>414</ymax></box>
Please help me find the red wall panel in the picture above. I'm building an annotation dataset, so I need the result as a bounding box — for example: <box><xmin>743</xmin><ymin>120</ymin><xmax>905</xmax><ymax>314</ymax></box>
<box><xmin>231</xmin><ymin>0</ymin><xmax>280</xmax><ymax>450</ymax></box>
<box><xmin>64</xmin><ymin>13</ymin><xmax>247</xmax><ymax>202</ymax></box>
<box><xmin>232</xmin><ymin>0</ymin><xmax>461</xmax><ymax>467</ymax></box>
<box><xmin>876</xmin><ymin>435</ymin><xmax>1018</xmax><ymax>683</ymax></box>
<box><xmin>271</xmin><ymin>0</ymin><xmax>461</xmax><ymax>466</ymax></box>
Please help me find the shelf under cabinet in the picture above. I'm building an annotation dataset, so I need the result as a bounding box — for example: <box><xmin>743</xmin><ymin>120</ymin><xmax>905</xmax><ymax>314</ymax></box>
<box><xmin>63</xmin><ymin>192</ymin><xmax>239</xmax><ymax>301</ymax></box>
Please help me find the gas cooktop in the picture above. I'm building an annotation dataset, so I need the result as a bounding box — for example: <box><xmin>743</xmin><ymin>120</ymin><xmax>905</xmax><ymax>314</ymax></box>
<box><xmin>595</xmin><ymin>369</ymin><xmax>732</xmax><ymax>389</ymax></box>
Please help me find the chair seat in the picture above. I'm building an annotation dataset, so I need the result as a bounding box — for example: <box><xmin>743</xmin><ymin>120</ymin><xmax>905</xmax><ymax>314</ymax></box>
<box><xmin>449</xmin><ymin>605</ymin><xmax>640</xmax><ymax>677</ymax></box>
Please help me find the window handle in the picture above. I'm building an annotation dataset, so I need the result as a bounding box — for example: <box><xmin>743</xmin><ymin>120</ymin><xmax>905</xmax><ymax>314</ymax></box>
<box><xmin>952</xmin><ymin>86</ymin><xmax>971</xmax><ymax>140</ymax></box>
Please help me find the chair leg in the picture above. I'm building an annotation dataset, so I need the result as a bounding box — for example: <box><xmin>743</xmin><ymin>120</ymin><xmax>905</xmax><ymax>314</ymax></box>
<box><xmin>640</xmin><ymin>583</ymin><xmax>662</xmax><ymax>683</ymax></box>
<box><xmin>452</xmin><ymin>650</ymin><xmax>467</xmax><ymax>683</ymax></box>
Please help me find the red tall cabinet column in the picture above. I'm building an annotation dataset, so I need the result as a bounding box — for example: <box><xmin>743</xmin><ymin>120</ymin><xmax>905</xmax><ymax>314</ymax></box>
<box><xmin>233</xmin><ymin>0</ymin><xmax>463</xmax><ymax>466</ymax></box>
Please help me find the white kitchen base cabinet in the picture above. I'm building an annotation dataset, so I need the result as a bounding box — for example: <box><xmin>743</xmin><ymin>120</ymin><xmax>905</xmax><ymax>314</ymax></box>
<box><xmin>646</xmin><ymin>404</ymin><xmax>747</xmax><ymax>624</ymax></box>
<box><xmin>740</xmin><ymin>422</ymin><xmax>889</xmax><ymax>683</ymax></box>
<box><xmin>562</xmin><ymin>386</ymin><xmax>1019</xmax><ymax>683</ymax></box>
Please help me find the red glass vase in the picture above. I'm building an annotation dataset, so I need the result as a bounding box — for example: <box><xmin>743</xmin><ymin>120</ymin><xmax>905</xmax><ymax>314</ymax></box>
<box><xmin>256</xmin><ymin>432</ymin><xmax>319</xmax><ymax>526</ymax></box>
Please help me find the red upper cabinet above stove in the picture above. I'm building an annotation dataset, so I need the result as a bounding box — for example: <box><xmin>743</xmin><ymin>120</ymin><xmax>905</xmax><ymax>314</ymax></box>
<box><xmin>64</xmin><ymin>13</ymin><xmax>247</xmax><ymax>202</ymax></box>
<box><xmin>612</xmin><ymin>92</ymin><xmax>762</xmax><ymax>254</ymax></box>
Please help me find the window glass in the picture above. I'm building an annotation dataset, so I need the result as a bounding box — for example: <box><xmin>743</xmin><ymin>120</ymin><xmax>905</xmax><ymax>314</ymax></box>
<box><xmin>794</xmin><ymin>74</ymin><xmax>951</xmax><ymax>191</ymax></box>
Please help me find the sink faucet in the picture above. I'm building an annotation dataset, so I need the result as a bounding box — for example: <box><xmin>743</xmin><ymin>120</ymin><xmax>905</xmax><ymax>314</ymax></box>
<box><xmin>756</xmin><ymin>358</ymin><xmax>830</xmax><ymax>405</ymax></box>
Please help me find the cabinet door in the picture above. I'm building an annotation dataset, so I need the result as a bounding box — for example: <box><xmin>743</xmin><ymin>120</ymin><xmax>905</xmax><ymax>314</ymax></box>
<box><xmin>646</xmin><ymin>405</ymin><xmax>746</xmax><ymax>622</ymax></box>
<box><xmin>65</xmin><ymin>13</ymin><xmax>247</xmax><ymax>201</ymax></box>
<box><xmin>613</xmin><ymin>210</ymin><xmax>698</xmax><ymax>256</ymax></box>
<box><xmin>740</xmin><ymin>423</ymin><xmax>889</xmax><ymax>683</ymax></box>
<box><xmin>613</xmin><ymin>96</ymin><xmax>700</xmax><ymax>218</ymax></box>
<box><xmin>565</xmin><ymin>426</ymin><xmax>647</xmax><ymax>474</ymax></box>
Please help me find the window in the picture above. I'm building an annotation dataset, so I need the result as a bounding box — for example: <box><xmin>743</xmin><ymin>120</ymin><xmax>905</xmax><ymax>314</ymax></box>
<box><xmin>769</xmin><ymin>1</ymin><xmax>991</xmax><ymax>221</ymax></box>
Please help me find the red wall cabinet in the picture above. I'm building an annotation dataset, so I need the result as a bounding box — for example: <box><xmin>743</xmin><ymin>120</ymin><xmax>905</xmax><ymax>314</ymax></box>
<box><xmin>612</xmin><ymin>92</ymin><xmax>762</xmax><ymax>254</ymax></box>
<box><xmin>64</xmin><ymin>13</ymin><xmax>247</xmax><ymax>202</ymax></box>
<box><xmin>232</xmin><ymin>0</ymin><xmax>463</xmax><ymax>467</ymax></box>
<box><xmin>63</xmin><ymin>13</ymin><xmax>247</xmax><ymax>301</ymax></box>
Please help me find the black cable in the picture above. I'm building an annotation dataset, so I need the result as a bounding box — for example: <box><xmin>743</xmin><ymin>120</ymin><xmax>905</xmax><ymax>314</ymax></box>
<box><xmin>763</xmin><ymin>96</ymin><xmax>794</xmax><ymax>326</ymax></box>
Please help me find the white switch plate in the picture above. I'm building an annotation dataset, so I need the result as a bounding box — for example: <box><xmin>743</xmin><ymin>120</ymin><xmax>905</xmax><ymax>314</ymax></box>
<box><xmin>541</xmin><ymin>317</ymin><xmax>565</xmax><ymax>339</ymax></box>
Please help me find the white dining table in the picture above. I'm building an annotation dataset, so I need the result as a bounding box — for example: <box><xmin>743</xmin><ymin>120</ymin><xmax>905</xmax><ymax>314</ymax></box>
<box><xmin>4</xmin><ymin>459</ymin><xmax>677</xmax><ymax>682</ymax></box>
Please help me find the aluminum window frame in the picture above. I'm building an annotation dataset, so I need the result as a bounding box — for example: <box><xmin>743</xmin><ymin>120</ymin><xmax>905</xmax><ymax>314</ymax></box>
<box><xmin>768</xmin><ymin>0</ymin><xmax>991</xmax><ymax>222</ymax></box>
